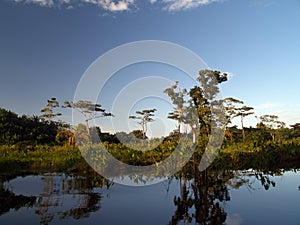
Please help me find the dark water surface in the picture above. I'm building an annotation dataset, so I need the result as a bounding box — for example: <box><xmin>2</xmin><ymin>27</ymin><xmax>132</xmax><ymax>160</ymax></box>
<box><xmin>0</xmin><ymin>170</ymin><xmax>299</xmax><ymax>225</ymax></box>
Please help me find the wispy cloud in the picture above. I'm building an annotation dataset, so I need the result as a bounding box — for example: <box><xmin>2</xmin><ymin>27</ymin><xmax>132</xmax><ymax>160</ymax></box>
<box><xmin>14</xmin><ymin>0</ymin><xmax>55</xmax><ymax>7</ymax></box>
<box><xmin>254</xmin><ymin>104</ymin><xmax>300</xmax><ymax>126</ymax></box>
<box><xmin>255</xmin><ymin>102</ymin><xmax>286</xmax><ymax>110</ymax></box>
<box><xmin>269</xmin><ymin>109</ymin><xmax>300</xmax><ymax>126</ymax></box>
<box><xmin>14</xmin><ymin>0</ymin><xmax>136</xmax><ymax>12</ymax></box>
<box><xmin>13</xmin><ymin>0</ymin><xmax>222</xmax><ymax>12</ymax></box>
<box><xmin>251</xmin><ymin>0</ymin><xmax>275</xmax><ymax>8</ymax></box>
<box><xmin>156</xmin><ymin>0</ymin><xmax>223</xmax><ymax>11</ymax></box>
<box><xmin>84</xmin><ymin>0</ymin><xmax>135</xmax><ymax>11</ymax></box>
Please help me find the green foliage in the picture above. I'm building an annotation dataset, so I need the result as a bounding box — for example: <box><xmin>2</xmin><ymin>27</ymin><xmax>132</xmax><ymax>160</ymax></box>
<box><xmin>0</xmin><ymin>108</ymin><xmax>61</xmax><ymax>146</ymax></box>
<box><xmin>130</xmin><ymin>129</ymin><xmax>146</xmax><ymax>140</ymax></box>
<box><xmin>0</xmin><ymin>145</ymin><xmax>86</xmax><ymax>174</ymax></box>
<box><xmin>197</xmin><ymin>69</ymin><xmax>227</xmax><ymax>101</ymax></box>
<box><xmin>258</xmin><ymin>114</ymin><xmax>285</xmax><ymax>140</ymax></box>
<box><xmin>290</xmin><ymin>123</ymin><xmax>300</xmax><ymax>138</ymax></box>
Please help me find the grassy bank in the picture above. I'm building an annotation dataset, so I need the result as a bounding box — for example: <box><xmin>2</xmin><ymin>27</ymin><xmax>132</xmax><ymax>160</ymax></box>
<box><xmin>0</xmin><ymin>145</ymin><xmax>88</xmax><ymax>175</ymax></box>
<box><xmin>1</xmin><ymin>138</ymin><xmax>300</xmax><ymax>175</ymax></box>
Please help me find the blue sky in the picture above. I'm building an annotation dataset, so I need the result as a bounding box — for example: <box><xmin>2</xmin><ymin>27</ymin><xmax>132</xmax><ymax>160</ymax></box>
<box><xmin>0</xmin><ymin>0</ymin><xmax>300</xmax><ymax>135</ymax></box>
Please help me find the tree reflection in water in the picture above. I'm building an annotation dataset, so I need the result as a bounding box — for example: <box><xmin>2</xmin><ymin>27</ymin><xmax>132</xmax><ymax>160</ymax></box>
<box><xmin>0</xmin><ymin>173</ymin><xmax>111</xmax><ymax>225</ymax></box>
<box><xmin>168</xmin><ymin>167</ymin><xmax>280</xmax><ymax>225</ymax></box>
<box><xmin>0</xmin><ymin>179</ymin><xmax>36</xmax><ymax>216</ymax></box>
<box><xmin>169</xmin><ymin>170</ymin><xmax>230</xmax><ymax>225</ymax></box>
<box><xmin>0</xmin><ymin>168</ymin><xmax>282</xmax><ymax>225</ymax></box>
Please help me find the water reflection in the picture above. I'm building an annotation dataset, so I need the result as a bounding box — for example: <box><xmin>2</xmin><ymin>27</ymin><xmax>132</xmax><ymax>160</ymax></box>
<box><xmin>168</xmin><ymin>169</ymin><xmax>282</xmax><ymax>225</ymax></box>
<box><xmin>0</xmin><ymin>169</ymin><xmax>298</xmax><ymax>225</ymax></box>
<box><xmin>169</xmin><ymin>170</ymin><xmax>230</xmax><ymax>225</ymax></box>
<box><xmin>0</xmin><ymin>173</ymin><xmax>110</xmax><ymax>225</ymax></box>
<box><xmin>0</xmin><ymin>182</ymin><xmax>36</xmax><ymax>215</ymax></box>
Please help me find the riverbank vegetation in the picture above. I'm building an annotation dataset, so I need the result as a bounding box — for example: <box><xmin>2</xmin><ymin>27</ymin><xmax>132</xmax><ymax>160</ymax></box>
<box><xmin>1</xmin><ymin>70</ymin><xmax>300</xmax><ymax>175</ymax></box>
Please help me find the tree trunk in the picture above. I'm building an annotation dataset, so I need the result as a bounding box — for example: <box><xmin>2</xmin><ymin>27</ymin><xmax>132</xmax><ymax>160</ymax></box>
<box><xmin>271</xmin><ymin>132</ymin><xmax>275</xmax><ymax>141</ymax></box>
<box><xmin>142</xmin><ymin>122</ymin><xmax>146</xmax><ymax>140</ymax></box>
<box><xmin>241</xmin><ymin>117</ymin><xmax>245</xmax><ymax>140</ymax></box>
<box><xmin>85</xmin><ymin>120</ymin><xmax>90</xmax><ymax>137</ymax></box>
<box><xmin>192</xmin><ymin>128</ymin><xmax>196</xmax><ymax>143</ymax></box>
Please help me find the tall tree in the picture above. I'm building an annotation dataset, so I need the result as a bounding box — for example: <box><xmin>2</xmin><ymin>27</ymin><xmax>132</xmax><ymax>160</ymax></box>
<box><xmin>197</xmin><ymin>70</ymin><xmax>227</xmax><ymax>101</ymax></box>
<box><xmin>40</xmin><ymin>97</ymin><xmax>61</xmax><ymax>121</ymax></box>
<box><xmin>63</xmin><ymin>100</ymin><xmax>113</xmax><ymax>136</ymax></box>
<box><xmin>164</xmin><ymin>81</ymin><xmax>188</xmax><ymax>136</ymax></box>
<box><xmin>234</xmin><ymin>106</ymin><xmax>254</xmax><ymax>140</ymax></box>
<box><xmin>194</xmin><ymin>70</ymin><xmax>228</xmax><ymax>134</ymax></box>
<box><xmin>189</xmin><ymin>86</ymin><xmax>210</xmax><ymax>129</ymax></box>
<box><xmin>223</xmin><ymin>97</ymin><xmax>244</xmax><ymax>126</ymax></box>
<box><xmin>223</xmin><ymin>97</ymin><xmax>244</xmax><ymax>140</ymax></box>
<box><xmin>129</xmin><ymin>109</ymin><xmax>157</xmax><ymax>140</ymax></box>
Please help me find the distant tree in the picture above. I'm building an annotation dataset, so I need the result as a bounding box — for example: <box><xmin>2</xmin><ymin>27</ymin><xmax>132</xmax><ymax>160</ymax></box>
<box><xmin>63</xmin><ymin>100</ymin><xmax>113</xmax><ymax>136</ymax></box>
<box><xmin>89</xmin><ymin>126</ymin><xmax>102</xmax><ymax>144</ymax></box>
<box><xmin>234</xmin><ymin>106</ymin><xmax>254</xmax><ymax>140</ymax></box>
<box><xmin>223</xmin><ymin>97</ymin><xmax>244</xmax><ymax>126</ymax></box>
<box><xmin>129</xmin><ymin>109</ymin><xmax>156</xmax><ymax>140</ymax></box>
<box><xmin>0</xmin><ymin>108</ymin><xmax>59</xmax><ymax>145</ymax></box>
<box><xmin>115</xmin><ymin>131</ymin><xmax>131</xmax><ymax>143</ymax></box>
<box><xmin>259</xmin><ymin>115</ymin><xmax>285</xmax><ymax>140</ymax></box>
<box><xmin>89</xmin><ymin>126</ymin><xmax>119</xmax><ymax>144</ymax></box>
<box><xmin>40</xmin><ymin>97</ymin><xmax>61</xmax><ymax>121</ymax></box>
<box><xmin>223</xmin><ymin>97</ymin><xmax>244</xmax><ymax>141</ymax></box>
<box><xmin>291</xmin><ymin>123</ymin><xmax>300</xmax><ymax>130</ymax></box>
<box><xmin>290</xmin><ymin>123</ymin><xmax>300</xmax><ymax>138</ymax></box>
<box><xmin>130</xmin><ymin>130</ymin><xmax>146</xmax><ymax>140</ymax></box>
<box><xmin>163</xmin><ymin>130</ymin><xmax>180</xmax><ymax>144</ymax></box>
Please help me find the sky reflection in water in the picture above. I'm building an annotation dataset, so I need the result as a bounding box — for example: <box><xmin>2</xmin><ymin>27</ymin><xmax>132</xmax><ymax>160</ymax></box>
<box><xmin>0</xmin><ymin>170</ymin><xmax>299</xmax><ymax>225</ymax></box>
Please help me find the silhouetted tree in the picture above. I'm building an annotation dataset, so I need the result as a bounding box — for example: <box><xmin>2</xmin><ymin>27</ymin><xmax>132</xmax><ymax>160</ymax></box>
<box><xmin>129</xmin><ymin>109</ymin><xmax>156</xmax><ymax>140</ymax></box>
<box><xmin>63</xmin><ymin>100</ymin><xmax>113</xmax><ymax>136</ymax></box>
<box><xmin>40</xmin><ymin>97</ymin><xmax>61</xmax><ymax>121</ymax></box>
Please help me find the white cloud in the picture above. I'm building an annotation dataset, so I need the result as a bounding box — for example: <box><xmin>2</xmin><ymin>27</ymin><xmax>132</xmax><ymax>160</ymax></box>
<box><xmin>16</xmin><ymin>0</ymin><xmax>55</xmax><ymax>7</ymax></box>
<box><xmin>161</xmin><ymin>0</ymin><xmax>222</xmax><ymax>11</ymax></box>
<box><xmin>14</xmin><ymin>0</ymin><xmax>221</xmax><ymax>12</ymax></box>
<box><xmin>104</xmin><ymin>0</ymin><xmax>130</xmax><ymax>11</ymax></box>
<box><xmin>66</xmin><ymin>4</ymin><xmax>74</xmax><ymax>9</ymax></box>
<box><xmin>14</xmin><ymin>0</ymin><xmax>135</xmax><ymax>12</ymax></box>
<box><xmin>84</xmin><ymin>0</ymin><xmax>133</xmax><ymax>11</ymax></box>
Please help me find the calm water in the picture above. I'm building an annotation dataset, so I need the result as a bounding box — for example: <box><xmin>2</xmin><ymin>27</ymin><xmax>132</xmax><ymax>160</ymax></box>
<box><xmin>0</xmin><ymin>170</ymin><xmax>299</xmax><ymax>225</ymax></box>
